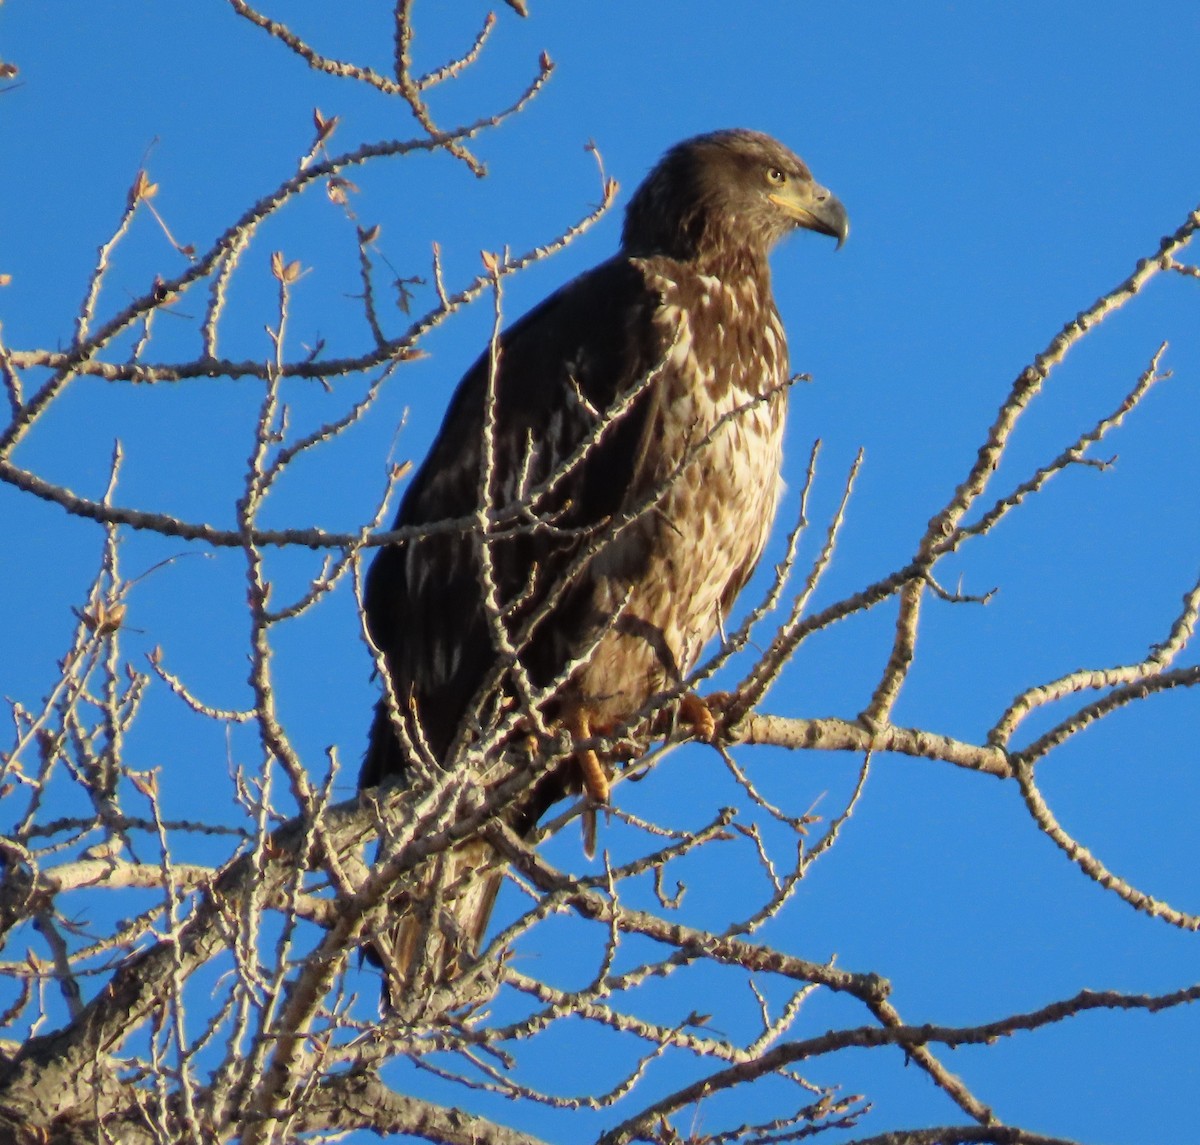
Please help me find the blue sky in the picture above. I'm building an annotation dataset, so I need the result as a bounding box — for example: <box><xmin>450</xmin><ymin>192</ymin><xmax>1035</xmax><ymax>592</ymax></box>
<box><xmin>3</xmin><ymin>3</ymin><xmax>1200</xmax><ymax>1142</ymax></box>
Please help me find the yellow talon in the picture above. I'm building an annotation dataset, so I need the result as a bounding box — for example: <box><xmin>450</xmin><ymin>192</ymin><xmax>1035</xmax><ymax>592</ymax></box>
<box><xmin>569</xmin><ymin>710</ymin><xmax>610</xmax><ymax>803</ymax></box>
<box><xmin>679</xmin><ymin>692</ymin><xmax>718</xmax><ymax>742</ymax></box>
<box><xmin>566</xmin><ymin>709</ymin><xmax>609</xmax><ymax>858</ymax></box>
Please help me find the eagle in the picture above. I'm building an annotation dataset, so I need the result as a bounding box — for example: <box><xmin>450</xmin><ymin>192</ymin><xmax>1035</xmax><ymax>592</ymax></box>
<box><xmin>361</xmin><ymin>129</ymin><xmax>847</xmax><ymax>1000</ymax></box>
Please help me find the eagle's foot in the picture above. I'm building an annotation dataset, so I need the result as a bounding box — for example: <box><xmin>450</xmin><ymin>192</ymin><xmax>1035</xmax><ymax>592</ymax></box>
<box><xmin>679</xmin><ymin>691</ymin><xmax>731</xmax><ymax>743</ymax></box>
<box><xmin>577</xmin><ymin>743</ymin><xmax>610</xmax><ymax>804</ymax></box>
<box><xmin>578</xmin><ymin>745</ymin><xmax>608</xmax><ymax>860</ymax></box>
<box><xmin>565</xmin><ymin>709</ymin><xmax>610</xmax><ymax>802</ymax></box>
<box><xmin>566</xmin><ymin>709</ymin><xmax>611</xmax><ymax>858</ymax></box>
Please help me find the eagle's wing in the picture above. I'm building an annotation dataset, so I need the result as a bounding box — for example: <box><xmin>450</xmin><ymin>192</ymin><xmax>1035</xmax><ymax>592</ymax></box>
<box><xmin>362</xmin><ymin>255</ymin><xmax>669</xmax><ymax>788</ymax></box>
<box><xmin>360</xmin><ymin>257</ymin><xmax>672</xmax><ymax>1005</ymax></box>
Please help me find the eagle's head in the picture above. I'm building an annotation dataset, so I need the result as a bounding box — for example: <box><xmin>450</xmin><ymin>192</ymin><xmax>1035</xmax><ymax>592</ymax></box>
<box><xmin>621</xmin><ymin>129</ymin><xmax>848</xmax><ymax>268</ymax></box>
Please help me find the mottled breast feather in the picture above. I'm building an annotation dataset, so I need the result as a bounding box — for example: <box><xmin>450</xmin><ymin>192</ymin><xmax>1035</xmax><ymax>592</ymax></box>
<box><xmin>566</xmin><ymin>258</ymin><xmax>788</xmax><ymax>728</ymax></box>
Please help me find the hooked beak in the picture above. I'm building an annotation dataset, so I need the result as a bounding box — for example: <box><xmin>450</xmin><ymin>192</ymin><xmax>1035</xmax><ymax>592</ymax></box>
<box><xmin>769</xmin><ymin>181</ymin><xmax>849</xmax><ymax>249</ymax></box>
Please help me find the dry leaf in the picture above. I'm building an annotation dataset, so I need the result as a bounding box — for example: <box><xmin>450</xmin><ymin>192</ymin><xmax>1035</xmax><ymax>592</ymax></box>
<box><xmin>79</xmin><ymin>601</ymin><xmax>126</xmax><ymax>635</ymax></box>
<box><xmin>130</xmin><ymin>169</ymin><xmax>158</xmax><ymax>206</ymax></box>
<box><xmin>270</xmin><ymin>252</ymin><xmax>302</xmax><ymax>283</ymax></box>
<box><xmin>312</xmin><ymin>107</ymin><xmax>338</xmax><ymax>144</ymax></box>
<box><xmin>326</xmin><ymin>175</ymin><xmax>358</xmax><ymax>207</ymax></box>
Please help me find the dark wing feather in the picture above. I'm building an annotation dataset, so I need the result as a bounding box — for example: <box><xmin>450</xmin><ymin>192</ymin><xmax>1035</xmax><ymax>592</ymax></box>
<box><xmin>362</xmin><ymin>256</ymin><xmax>667</xmax><ymax>797</ymax></box>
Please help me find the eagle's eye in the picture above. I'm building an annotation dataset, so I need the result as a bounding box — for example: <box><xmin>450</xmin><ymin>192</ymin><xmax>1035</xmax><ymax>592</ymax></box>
<box><xmin>765</xmin><ymin>167</ymin><xmax>787</xmax><ymax>185</ymax></box>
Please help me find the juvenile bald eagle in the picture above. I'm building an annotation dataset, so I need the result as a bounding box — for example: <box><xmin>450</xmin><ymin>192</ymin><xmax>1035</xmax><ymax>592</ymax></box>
<box><xmin>362</xmin><ymin>129</ymin><xmax>847</xmax><ymax>998</ymax></box>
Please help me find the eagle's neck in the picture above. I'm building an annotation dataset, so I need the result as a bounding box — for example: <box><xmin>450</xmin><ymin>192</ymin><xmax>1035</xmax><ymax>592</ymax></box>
<box><xmin>643</xmin><ymin>256</ymin><xmax>788</xmax><ymax>403</ymax></box>
<box><xmin>691</xmin><ymin>216</ymin><xmax>774</xmax><ymax>278</ymax></box>
<box><xmin>692</xmin><ymin>243</ymin><xmax>773</xmax><ymax>290</ymax></box>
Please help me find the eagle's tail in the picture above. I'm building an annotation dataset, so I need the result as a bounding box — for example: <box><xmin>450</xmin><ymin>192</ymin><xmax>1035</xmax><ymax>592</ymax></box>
<box><xmin>368</xmin><ymin>834</ymin><xmax>505</xmax><ymax>1009</ymax></box>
